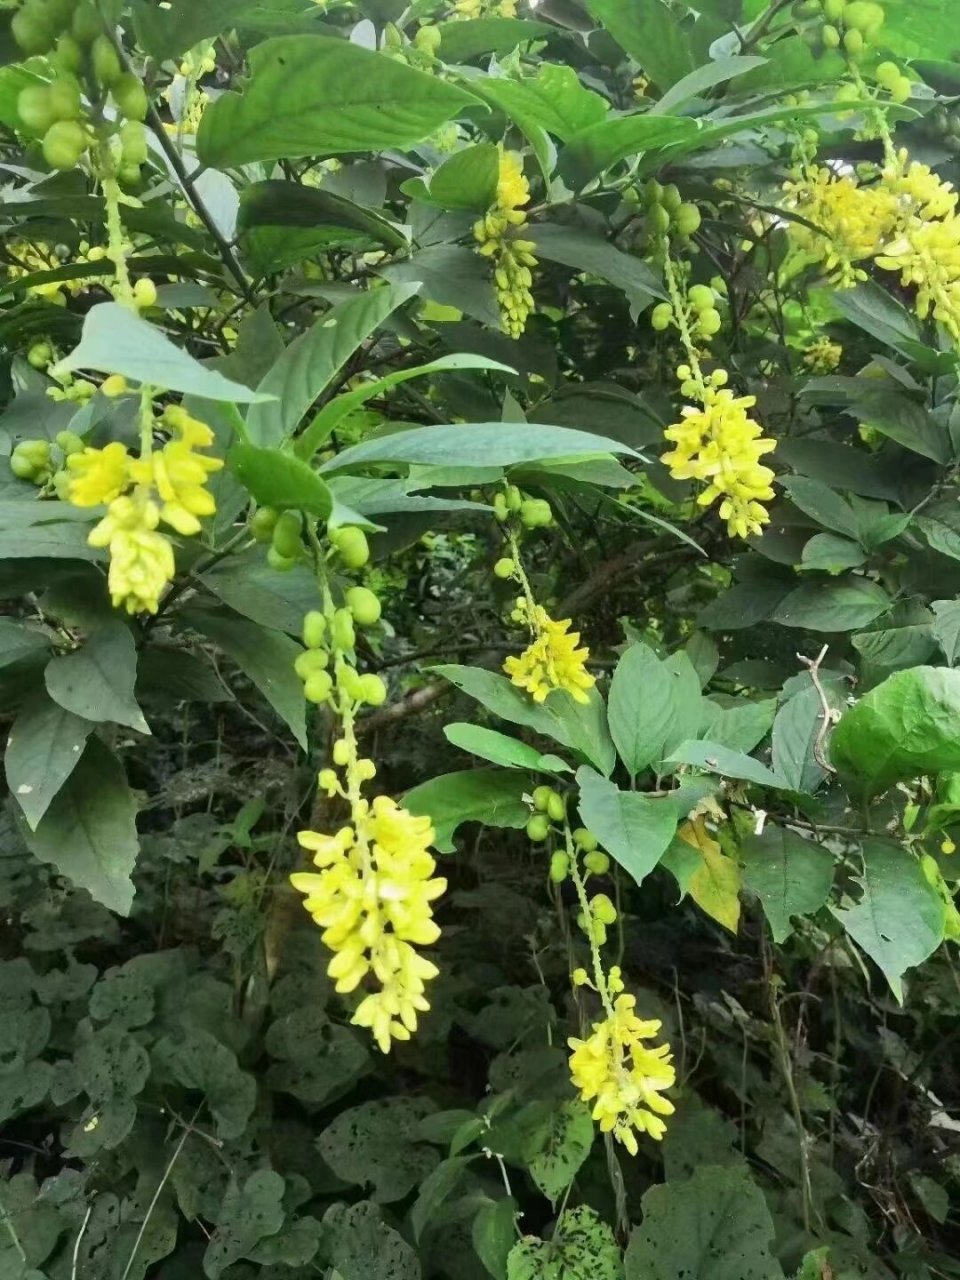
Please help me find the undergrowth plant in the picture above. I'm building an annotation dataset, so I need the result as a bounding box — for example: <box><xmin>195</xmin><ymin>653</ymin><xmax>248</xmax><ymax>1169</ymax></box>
<box><xmin>1</xmin><ymin>0</ymin><xmax>960</xmax><ymax>1277</ymax></box>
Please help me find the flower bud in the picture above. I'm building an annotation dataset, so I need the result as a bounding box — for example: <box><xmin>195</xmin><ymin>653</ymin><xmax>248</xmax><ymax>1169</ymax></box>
<box><xmin>651</xmin><ymin>302</ymin><xmax>673</xmax><ymax>331</ymax></box>
<box><xmin>294</xmin><ymin>648</ymin><xmax>329</xmax><ymax>681</ymax></box>
<box><xmin>520</xmin><ymin>498</ymin><xmax>552</xmax><ymax>528</ymax></box>
<box><xmin>101</xmin><ymin>374</ymin><xmax>128</xmax><ymax>398</ymax></box>
<box><xmin>345</xmin><ymin>585</ymin><xmax>381</xmax><ymax>627</ymax></box>
<box><xmin>331</xmin><ymin>608</ymin><xmax>356</xmax><ymax>653</ymax></box>
<box><xmin>331</xmin><ymin>524</ymin><xmax>370</xmax><ymax>568</ymax></box>
<box><xmin>359</xmin><ymin>673</ymin><xmax>387</xmax><ymax>706</ymax></box>
<box><xmin>526</xmin><ymin>814</ymin><xmax>550</xmax><ymax>842</ymax></box>
<box><xmin>549</xmin><ymin>851</ymin><xmax>569</xmax><ymax>883</ymax></box>
<box><xmin>494</xmin><ymin>557</ymin><xmax>516</xmax><ymax>579</ymax></box>
<box><xmin>573</xmin><ymin>827</ymin><xmax>598</xmax><ymax>852</ymax></box>
<box><xmin>591</xmin><ymin>893</ymin><xmax>618</xmax><ymax>926</ymax></box>
<box><xmin>532</xmin><ymin>785</ymin><xmax>554</xmax><ymax>812</ymax></box>
<box><xmin>304</xmin><ymin>670</ymin><xmax>333</xmax><ymax>704</ymax></box>
<box><xmin>332</xmin><ymin>739</ymin><xmax>350</xmax><ymax>766</ymax></box>
<box><xmin>546</xmin><ymin>791</ymin><xmax>565</xmax><ymax>822</ymax></box>
<box><xmin>584</xmin><ymin>850</ymin><xmax>610</xmax><ymax>875</ymax></box>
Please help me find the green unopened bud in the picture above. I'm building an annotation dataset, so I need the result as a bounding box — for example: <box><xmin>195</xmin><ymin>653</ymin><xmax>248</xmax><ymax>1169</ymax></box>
<box><xmin>271</xmin><ymin>510</ymin><xmax>303</xmax><ymax>559</ymax></box>
<box><xmin>674</xmin><ymin>203</ymin><xmax>702</xmax><ymax>236</ymax></box>
<box><xmin>520</xmin><ymin>498</ymin><xmax>552</xmax><ymax>529</ymax></box>
<box><xmin>359</xmin><ymin>673</ymin><xmax>387</xmax><ymax>706</ymax></box>
<box><xmin>331</xmin><ymin>607</ymin><xmax>356</xmax><ymax>653</ymax></box>
<box><xmin>526</xmin><ymin>814</ymin><xmax>550</xmax><ymax>842</ymax></box>
<box><xmin>532</xmin><ymin>785</ymin><xmax>554</xmax><ymax>812</ymax></box>
<box><xmin>304</xmin><ymin>670</ymin><xmax>333</xmax><ymax>704</ymax></box>
<box><xmin>294</xmin><ymin>648</ymin><xmax>329</xmax><ymax>681</ymax></box>
<box><xmin>331</xmin><ymin>524</ymin><xmax>370</xmax><ymax>569</ymax></box>
<box><xmin>591</xmin><ymin>893</ymin><xmax>618</xmax><ymax>926</ymax></box>
<box><xmin>250</xmin><ymin>506</ymin><xmax>278</xmax><ymax>543</ymax></box>
<box><xmin>584</xmin><ymin>850</ymin><xmax>610</xmax><ymax>875</ymax></box>
<box><xmin>494</xmin><ymin>557</ymin><xmax>516</xmax><ymax>579</ymax></box>
<box><xmin>573</xmin><ymin>828</ymin><xmax>598</xmax><ymax>852</ymax></box>
<box><xmin>651</xmin><ymin>302</ymin><xmax>673</xmax><ymax>331</ymax></box>
<box><xmin>345</xmin><ymin>585</ymin><xmax>382</xmax><ymax>627</ymax></box>
<box><xmin>55</xmin><ymin>430</ymin><xmax>84</xmax><ymax>456</ymax></box>
<box><xmin>546</xmin><ymin>792</ymin><xmax>565</xmax><ymax>822</ymax></box>
<box><xmin>549</xmin><ymin>851</ymin><xmax>569</xmax><ymax>883</ymax></box>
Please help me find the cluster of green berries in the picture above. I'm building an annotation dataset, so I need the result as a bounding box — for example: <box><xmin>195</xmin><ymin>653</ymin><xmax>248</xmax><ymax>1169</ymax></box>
<box><xmin>798</xmin><ymin>0</ymin><xmax>889</xmax><ymax>64</ymax></box>
<box><xmin>295</xmin><ymin>593</ymin><xmax>385</xmax><ymax>707</ymax></box>
<box><xmin>252</xmin><ymin>506</ymin><xmax>371</xmax><ymax>576</ymax></box>
<box><xmin>493</xmin><ymin>484</ymin><xmax>552</xmax><ymax>532</ymax></box>
<box><xmin>651</xmin><ymin>282</ymin><xmax>723</xmax><ymax>341</ymax></box>
<box><xmin>642</xmin><ymin>180</ymin><xmax>702</xmax><ymax>242</ymax></box>
<box><xmin>873</xmin><ymin>58</ymin><xmax>913</xmax><ymax>105</ymax></box>
<box><xmin>13</xmin><ymin>0</ymin><xmax>150</xmax><ymax>182</ymax></box>
<box><xmin>930</xmin><ymin>106</ymin><xmax>960</xmax><ymax>152</ymax></box>
<box><xmin>10</xmin><ymin>429</ymin><xmax>83</xmax><ymax>486</ymax></box>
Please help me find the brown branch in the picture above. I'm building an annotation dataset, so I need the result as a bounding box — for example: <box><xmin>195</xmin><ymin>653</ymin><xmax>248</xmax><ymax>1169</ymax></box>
<box><xmin>797</xmin><ymin>644</ymin><xmax>838</xmax><ymax>774</ymax></box>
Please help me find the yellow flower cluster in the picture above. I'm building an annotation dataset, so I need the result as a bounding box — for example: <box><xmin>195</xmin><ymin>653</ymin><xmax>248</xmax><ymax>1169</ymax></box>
<box><xmin>292</xmin><ymin>797</ymin><xmax>446</xmax><ymax>1053</ymax></box>
<box><xmin>66</xmin><ymin>404</ymin><xmax>222</xmax><ymax>614</ymax></box>
<box><xmin>662</xmin><ymin>370</ymin><xmax>776</xmax><ymax>540</ymax></box>
<box><xmin>504</xmin><ymin>597</ymin><xmax>595</xmax><ymax>704</ymax></box>
<box><xmin>803</xmin><ymin>336</ymin><xmax>843</xmax><ymax>372</ymax></box>
<box><xmin>451</xmin><ymin>0</ymin><xmax>517</xmax><ymax>16</ymax></box>
<box><xmin>569</xmin><ymin>992</ymin><xmax>676</xmax><ymax>1152</ymax></box>
<box><xmin>784</xmin><ymin>144</ymin><xmax>960</xmax><ymax>340</ymax></box>
<box><xmin>474</xmin><ymin>150</ymin><xmax>537</xmax><ymax>338</ymax></box>
<box><xmin>291</xmin><ymin>576</ymin><xmax>446</xmax><ymax>1054</ymax></box>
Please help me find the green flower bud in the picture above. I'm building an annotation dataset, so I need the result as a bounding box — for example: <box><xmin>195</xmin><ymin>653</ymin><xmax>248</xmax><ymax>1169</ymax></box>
<box><xmin>520</xmin><ymin>498</ymin><xmax>552</xmax><ymax>528</ymax></box>
<box><xmin>91</xmin><ymin>34</ymin><xmax>121</xmax><ymax>87</ymax></box>
<box><xmin>304</xmin><ymin>670</ymin><xmax>333</xmax><ymax>704</ymax></box>
<box><xmin>651</xmin><ymin>302</ymin><xmax>673</xmax><ymax>331</ymax></box>
<box><xmin>271</xmin><ymin>510</ymin><xmax>303</xmax><ymax>559</ymax></box>
<box><xmin>494</xmin><ymin>557</ymin><xmax>516</xmax><ymax>579</ymax></box>
<box><xmin>331</xmin><ymin>524</ymin><xmax>370</xmax><ymax>569</ymax></box>
<box><xmin>549</xmin><ymin>851</ymin><xmax>569</xmax><ymax>883</ymax></box>
<box><xmin>331</xmin><ymin>607</ymin><xmax>356</xmax><ymax>653</ymax></box>
<box><xmin>55</xmin><ymin>430</ymin><xmax>84</xmax><ymax>456</ymax></box>
<box><xmin>584</xmin><ymin>850</ymin><xmax>610</xmax><ymax>875</ymax></box>
<box><xmin>573</xmin><ymin>827</ymin><xmax>599</xmax><ymax>852</ymax></box>
<box><xmin>294</xmin><ymin>648</ymin><xmax>329</xmax><ymax>681</ymax></box>
<box><xmin>48</xmin><ymin>76</ymin><xmax>81</xmax><ymax>121</ymax></box>
<box><xmin>250</xmin><ymin>506</ymin><xmax>278</xmax><ymax>543</ymax></box>
<box><xmin>546</xmin><ymin>792</ymin><xmax>566</xmax><ymax>823</ymax></box>
<box><xmin>302</xmin><ymin>610</ymin><xmax>327</xmax><ymax>649</ymax></box>
<box><xmin>822</xmin><ymin>23</ymin><xmax>841</xmax><ymax>47</ymax></box>
<box><xmin>688</xmin><ymin>284</ymin><xmax>714</xmax><ymax>312</ymax></box>
<box><xmin>674</xmin><ymin>203</ymin><xmax>702</xmax><ymax>236</ymax></box>
<box><xmin>266</xmin><ymin>546</ymin><xmax>297</xmax><ymax>572</ymax></box>
<box><xmin>17</xmin><ymin>86</ymin><xmax>55</xmax><ymax>134</ymax></box>
<box><xmin>532</xmin><ymin>785</ymin><xmax>554</xmax><ymax>812</ymax></box>
<box><xmin>345</xmin><ymin>585</ymin><xmax>382</xmax><ymax>627</ymax></box>
<box><xmin>359</xmin><ymin>673</ymin><xmax>387</xmax><ymax>706</ymax></box>
<box><xmin>591</xmin><ymin>893</ymin><xmax>618</xmax><ymax>926</ymax></box>
<box><xmin>526</xmin><ymin>814</ymin><xmax>550</xmax><ymax>842</ymax></box>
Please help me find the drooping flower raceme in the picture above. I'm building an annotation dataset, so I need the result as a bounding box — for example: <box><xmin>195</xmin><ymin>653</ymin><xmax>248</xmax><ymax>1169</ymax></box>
<box><xmin>474</xmin><ymin>149</ymin><xmax>538</xmax><ymax>338</ymax></box>
<box><xmin>65</xmin><ymin>399</ymin><xmax>222</xmax><ymax>614</ymax></box>
<box><xmin>568</xmin><ymin>992</ymin><xmax>676</xmax><ymax>1151</ymax></box>
<box><xmin>504</xmin><ymin>597</ymin><xmax>596</xmax><ymax>705</ymax></box>
<box><xmin>781</xmin><ymin>162</ymin><xmax>897</xmax><ymax>286</ymax></box>
<box><xmin>292</xmin><ymin>797</ymin><xmax>446</xmax><ymax>1053</ymax></box>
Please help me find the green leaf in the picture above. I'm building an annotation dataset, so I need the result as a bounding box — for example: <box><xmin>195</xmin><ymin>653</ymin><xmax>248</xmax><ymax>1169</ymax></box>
<box><xmin>131</xmin><ymin>0</ymin><xmax>262</xmax><ymax>60</ymax></box>
<box><xmin>319</xmin><ymin>1097</ymin><xmax>440</xmax><ymax>1203</ymax></box>
<box><xmin>427</xmin><ymin>144</ymin><xmax>500</xmax><ymax>210</ymax></box>
<box><xmin>444</xmin><ymin>723</ymin><xmax>569</xmax><ymax>773</ymax></box>
<box><xmin>266</xmin><ymin>1007</ymin><xmax>369</xmax><ymax>1107</ymax></box>
<box><xmin>651</xmin><ymin>55</ymin><xmax>768</xmax><ymax>114</ymax></box>
<box><xmin>136</xmin><ymin>645</ymin><xmax>233</xmax><ymax>703</ymax></box>
<box><xmin>0</xmin><ymin>618</ymin><xmax>50</xmax><ymax>669</ymax></box>
<box><xmin>227</xmin><ymin>444</ymin><xmax>333</xmax><ymax>518</ymax></box>
<box><xmin>299</xmin><ymin>353</ymin><xmax>516</xmax><ymax>458</ymax></box>
<box><xmin>559</xmin><ymin>115</ymin><xmax>697</xmax><ymax>189</ymax></box>
<box><xmin>586</xmin><ymin>0</ymin><xmax>696</xmax><ymax>90</ymax></box>
<box><xmin>508</xmin><ymin>1206</ymin><xmax>623</xmax><ymax>1280</ymax></box>
<box><xmin>188</xmin><ymin>611</ymin><xmax>307</xmax><ymax>750</ymax></box>
<box><xmin>55</xmin><ymin>303</ymin><xmax>271</xmax><ymax>404</ymax></box>
<box><xmin>322</xmin><ymin>422</ymin><xmax>641</xmax><ymax>474</ymax></box>
<box><xmin>779</xmin><ymin>476</ymin><xmax>860</xmax><ymax>540</ymax></box>
<box><xmin>45</xmin><ymin>621</ymin><xmax>150</xmax><ymax>735</ymax></box>
<box><xmin>931</xmin><ymin>599</ymin><xmax>960</xmax><ymax>666</ymax></box>
<box><xmin>435</xmin><ymin>665</ymin><xmax>615</xmax><ymax>775</ymax></box>
<box><xmin>800</xmin><ymin>533</ymin><xmax>866</xmax><ymax>574</ymax></box>
<box><xmin>434</xmin><ymin>17</ymin><xmax>555</xmax><ymax>61</ymax></box>
<box><xmin>831</xmin><ymin>666</ymin><xmax>960</xmax><ymax>792</ymax></box>
<box><xmin>772</xmin><ymin>682</ymin><xmax>846</xmax><ymax>794</ymax></box>
<box><xmin>918</xmin><ymin>515</ymin><xmax>960</xmax><ymax>562</ymax></box>
<box><xmin>200</xmin><ymin>555</ymin><xmax>322</xmax><ymax>634</ymax></box>
<box><xmin>741</xmin><ymin>826</ymin><xmax>835</xmax><ymax>942</ymax></box>
<box><xmin>154</xmin><ymin>1028</ymin><xmax>257</xmax><ymax>1141</ymax></box>
<box><xmin>851</xmin><ymin>393</ymin><xmax>949</xmax><ymax>463</ymax></box>
<box><xmin>525</xmin><ymin>1101</ymin><xmax>594</xmax><ymax>1203</ymax></box>
<box><xmin>473</xmin><ymin>64</ymin><xmax>609</xmax><ymax>142</ymax></box>
<box><xmin>625</xmin><ymin>1164</ymin><xmax>785</xmax><ymax>1280</ymax></box>
<box><xmin>576</xmin><ymin>766</ymin><xmax>679</xmax><ymax>886</ymax></box>
<box><xmin>474</xmin><ymin>1197</ymin><xmax>518</xmax><ymax>1280</ymax></box>
<box><xmin>197</xmin><ymin>35</ymin><xmax>480</xmax><ymax>167</ymax></box>
<box><xmin>532</xmin><ymin>224</ymin><xmax>666</xmax><ymax>305</ymax></box>
<box><xmin>608</xmin><ymin>642</ymin><xmax>682</xmax><ymax>776</ymax></box>
<box><xmin>247</xmin><ymin>284</ymin><xmax>420</xmax><ymax>447</ymax></box>
<box><xmin>203</xmin><ymin>1171</ymin><xmax>285</xmax><ymax>1278</ymax></box>
<box><xmin>5</xmin><ymin>689</ymin><xmax>94</xmax><ymax>830</ymax></box>
<box><xmin>378</xmin><ymin>245</ymin><xmax>501</xmax><ymax>329</ymax></box>
<box><xmin>831</xmin><ymin>838</ymin><xmax>945</xmax><ymax>1001</ymax></box>
<box><xmin>404</xmin><ymin>768</ymin><xmax>530</xmax><ymax>853</ymax></box>
<box><xmin>321</xmin><ymin>1200</ymin><xmax>420</xmax><ymax>1280</ymax></box>
<box><xmin>237</xmin><ymin>180</ymin><xmax>407</xmax><ymax>249</ymax></box>
<box><xmin>773</xmin><ymin>577</ymin><xmax>890</xmax><ymax>632</ymax></box>
<box><xmin>699</xmin><ymin>699</ymin><xmax>776</xmax><ymax>754</ymax></box>
<box><xmin>22</xmin><ymin>738</ymin><xmax>139</xmax><ymax>916</ymax></box>
<box><xmin>411</xmin><ymin>1157</ymin><xmax>471</xmax><ymax>1242</ymax></box>
<box><xmin>666</xmin><ymin>740</ymin><xmax>788</xmax><ymax>789</ymax></box>
<box><xmin>832</xmin><ymin>281</ymin><xmax>923</xmax><ymax>353</ymax></box>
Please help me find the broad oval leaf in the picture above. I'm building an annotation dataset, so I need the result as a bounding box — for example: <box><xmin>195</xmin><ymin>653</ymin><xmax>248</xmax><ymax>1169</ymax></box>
<box><xmin>576</xmin><ymin>766</ymin><xmax>679</xmax><ymax>886</ymax></box>
<box><xmin>5</xmin><ymin>689</ymin><xmax>94</xmax><ymax>830</ymax></box>
<box><xmin>45</xmin><ymin>622</ymin><xmax>150</xmax><ymax>735</ymax></box>
<box><xmin>197</xmin><ymin>36</ymin><xmax>481</xmax><ymax>167</ymax></box>
<box><xmin>404</xmin><ymin>768</ymin><xmax>530</xmax><ymax>854</ymax></box>
<box><xmin>227</xmin><ymin>444</ymin><xmax>332</xmax><ymax>519</ymax></box>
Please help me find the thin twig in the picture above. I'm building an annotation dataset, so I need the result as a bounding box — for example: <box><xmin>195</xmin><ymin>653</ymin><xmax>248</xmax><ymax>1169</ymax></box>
<box><xmin>797</xmin><ymin>644</ymin><xmax>838</xmax><ymax>774</ymax></box>
<box><xmin>71</xmin><ymin>1205</ymin><xmax>93</xmax><ymax>1280</ymax></box>
<box><xmin>120</xmin><ymin>1110</ymin><xmax>199</xmax><ymax>1280</ymax></box>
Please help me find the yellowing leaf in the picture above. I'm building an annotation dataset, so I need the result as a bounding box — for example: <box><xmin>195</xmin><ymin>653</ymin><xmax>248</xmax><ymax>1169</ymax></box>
<box><xmin>680</xmin><ymin>817</ymin><xmax>742</xmax><ymax>934</ymax></box>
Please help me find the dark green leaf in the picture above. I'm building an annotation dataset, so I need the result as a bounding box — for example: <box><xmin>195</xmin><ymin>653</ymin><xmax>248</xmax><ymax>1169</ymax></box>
<box><xmin>319</xmin><ymin>1097</ymin><xmax>439</xmax><ymax>1203</ymax></box>
<box><xmin>321</xmin><ymin>1200</ymin><xmax>420</xmax><ymax>1280</ymax></box>
<box><xmin>586</xmin><ymin>0</ymin><xmax>696</xmax><ymax>90</ymax></box>
<box><xmin>444</xmin><ymin>723</ymin><xmax>569</xmax><ymax>773</ymax></box>
<box><xmin>45</xmin><ymin>621</ymin><xmax>149</xmax><ymax>735</ymax></box>
<box><xmin>559</xmin><ymin>115</ymin><xmax>697</xmax><ymax>188</ymax></box>
<box><xmin>931</xmin><ymin>599</ymin><xmax>960</xmax><ymax>666</ymax></box>
<box><xmin>576</xmin><ymin>766</ymin><xmax>679</xmax><ymax>886</ymax></box>
<box><xmin>741</xmin><ymin>826</ymin><xmax>834</xmax><ymax>942</ymax></box>
<box><xmin>800</xmin><ymin>533</ymin><xmax>866</xmax><ymax>574</ymax></box>
<box><xmin>832</xmin><ymin>838</ymin><xmax>944</xmax><ymax>1001</ymax></box>
<box><xmin>203</xmin><ymin>1171</ymin><xmax>285</xmax><ymax>1278</ymax></box>
<box><xmin>474</xmin><ymin>1197</ymin><xmax>518</xmax><ymax>1280</ymax></box>
<box><xmin>608</xmin><ymin>641</ymin><xmax>683</xmax><ymax>776</ymax></box>
<box><xmin>474</xmin><ymin>64</ymin><xmax>609</xmax><ymax>142</ymax></box>
<box><xmin>773</xmin><ymin>577</ymin><xmax>890</xmax><ymax>632</ymax></box>
<box><xmin>772</xmin><ymin>681</ymin><xmax>846</xmax><ymax>794</ymax></box>
<box><xmin>404</xmin><ymin>768</ymin><xmax>530</xmax><ymax>853</ymax></box>
<box><xmin>22</xmin><ymin>738</ymin><xmax>139</xmax><ymax>916</ymax></box>
<box><xmin>378</xmin><ymin>245</ymin><xmax>501</xmax><ymax>329</ymax></box>
<box><xmin>5</xmin><ymin>689</ymin><xmax>94</xmax><ymax>830</ymax></box>
<box><xmin>238</xmin><ymin>181</ymin><xmax>407</xmax><ymax>250</ymax></box>
<box><xmin>197</xmin><ymin>35</ymin><xmax>480</xmax><ymax>167</ymax></box>
<box><xmin>666</xmin><ymin>740</ymin><xmax>788</xmax><ymax>789</ymax></box>
<box><xmin>434</xmin><ymin>17</ymin><xmax>555</xmax><ymax>61</ymax></box>
<box><xmin>427</xmin><ymin>144</ymin><xmax>500</xmax><ymax>210</ymax></box>
<box><xmin>227</xmin><ymin>444</ymin><xmax>333</xmax><ymax>518</ymax></box>
<box><xmin>533</xmin><ymin>223</ymin><xmax>666</xmax><ymax>305</ymax></box>
<box><xmin>651</xmin><ymin>55</ymin><xmax>767</xmax><ymax>114</ymax></box>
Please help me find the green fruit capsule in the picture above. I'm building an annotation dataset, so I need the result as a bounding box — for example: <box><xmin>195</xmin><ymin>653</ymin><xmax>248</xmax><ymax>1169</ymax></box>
<box><xmin>120</xmin><ymin>119</ymin><xmax>148</xmax><ymax>165</ymax></box>
<box><xmin>91</xmin><ymin>34</ymin><xmax>121</xmax><ymax>87</ymax></box>
<box><xmin>674</xmin><ymin>203</ymin><xmax>702</xmax><ymax>235</ymax></box>
<box><xmin>331</xmin><ymin>607</ymin><xmax>356</xmax><ymax>653</ymax></box>
<box><xmin>27</xmin><ymin>341</ymin><xmax>52</xmax><ymax>370</ymax></box>
<box><xmin>651</xmin><ymin>302</ymin><xmax>673</xmax><ymax>331</ymax></box>
<box><xmin>250</xmin><ymin>506</ymin><xmax>278</xmax><ymax>542</ymax></box>
<box><xmin>526</xmin><ymin>814</ymin><xmax>550</xmax><ymax>842</ymax></box>
<box><xmin>72</xmin><ymin>1</ymin><xmax>102</xmax><ymax>44</ymax></box>
<box><xmin>573</xmin><ymin>827</ymin><xmax>598</xmax><ymax>852</ymax></box>
<box><xmin>549</xmin><ymin>851</ymin><xmax>569</xmax><ymax>883</ymax></box>
<box><xmin>17</xmin><ymin>86</ymin><xmax>55</xmax><ymax>134</ymax></box>
<box><xmin>55</xmin><ymin>33</ymin><xmax>83</xmax><ymax>74</ymax></box>
<box><xmin>821</xmin><ymin>23</ymin><xmax>841</xmax><ymax>47</ymax></box>
<box><xmin>294</xmin><ymin>648</ymin><xmax>329</xmax><ymax>681</ymax></box>
<box><xmin>302</xmin><ymin>610</ymin><xmax>327</xmax><ymax>650</ymax></box>
<box><xmin>591</xmin><ymin>893</ymin><xmax>618</xmax><ymax>926</ymax></box>
<box><xmin>345</xmin><ymin>585</ymin><xmax>382</xmax><ymax>627</ymax></box>
<box><xmin>12</xmin><ymin>9</ymin><xmax>54</xmax><ymax>56</ymax></box>
<box><xmin>48</xmin><ymin>76</ymin><xmax>81</xmax><ymax>121</ymax></box>
<box><xmin>584</xmin><ymin>850</ymin><xmax>610</xmax><ymax>876</ymax></box>
<box><xmin>494</xmin><ymin>557</ymin><xmax>515</xmax><ymax>579</ymax></box>
<box><xmin>332</xmin><ymin>525</ymin><xmax>370</xmax><ymax>569</ymax></box>
<box><xmin>648</xmin><ymin>203</ymin><xmax>671</xmax><ymax>234</ymax></box>
<box><xmin>266</xmin><ymin>546</ymin><xmax>296</xmax><ymax>572</ymax></box>
<box><xmin>304</xmin><ymin>670</ymin><xmax>333</xmax><ymax>704</ymax></box>
<box><xmin>359</xmin><ymin>673</ymin><xmax>387</xmax><ymax>706</ymax></box>
<box><xmin>42</xmin><ymin>119</ymin><xmax>87</xmax><ymax>170</ymax></box>
<box><xmin>688</xmin><ymin>283</ymin><xmax>714</xmax><ymax>312</ymax></box>
<box><xmin>10</xmin><ymin>453</ymin><xmax>37</xmax><ymax>480</ymax></box>
<box><xmin>532</xmin><ymin>785</ymin><xmax>554</xmax><ymax>812</ymax></box>
<box><xmin>546</xmin><ymin>792</ymin><xmax>565</xmax><ymax>823</ymax></box>
<box><xmin>112</xmin><ymin>73</ymin><xmax>148</xmax><ymax>122</ymax></box>
<box><xmin>55</xmin><ymin>430</ymin><xmax>84</xmax><ymax>456</ymax></box>
<box><xmin>520</xmin><ymin>498</ymin><xmax>552</xmax><ymax>528</ymax></box>
<box><xmin>271</xmin><ymin>510</ymin><xmax>302</xmax><ymax>559</ymax></box>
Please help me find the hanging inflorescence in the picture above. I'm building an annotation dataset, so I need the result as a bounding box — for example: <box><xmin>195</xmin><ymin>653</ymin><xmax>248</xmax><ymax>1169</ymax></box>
<box><xmin>474</xmin><ymin>149</ymin><xmax>539</xmax><ymax>338</ymax></box>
